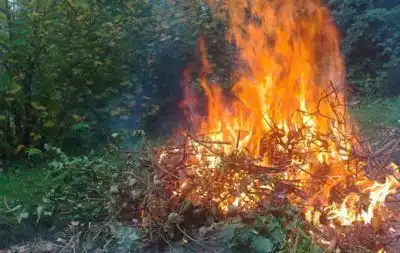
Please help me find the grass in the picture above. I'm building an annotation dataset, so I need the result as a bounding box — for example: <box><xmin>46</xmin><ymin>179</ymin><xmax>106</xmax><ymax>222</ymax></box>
<box><xmin>351</xmin><ymin>96</ymin><xmax>400</xmax><ymax>136</ymax></box>
<box><xmin>0</xmin><ymin>168</ymin><xmax>51</xmax><ymax>206</ymax></box>
<box><xmin>0</xmin><ymin>167</ymin><xmax>55</xmax><ymax>248</ymax></box>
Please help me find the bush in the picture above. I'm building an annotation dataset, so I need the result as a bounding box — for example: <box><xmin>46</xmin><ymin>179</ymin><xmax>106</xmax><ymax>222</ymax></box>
<box><xmin>37</xmin><ymin>146</ymin><xmax>121</xmax><ymax>225</ymax></box>
<box><xmin>0</xmin><ymin>145</ymin><xmax>122</xmax><ymax>237</ymax></box>
<box><xmin>328</xmin><ymin>0</ymin><xmax>400</xmax><ymax>96</ymax></box>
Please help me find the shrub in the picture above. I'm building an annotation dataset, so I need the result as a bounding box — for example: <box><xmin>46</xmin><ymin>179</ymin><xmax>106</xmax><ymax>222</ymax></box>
<box><xmin>328</xmin><ymin>0</ymin><xmax>400</xmax><ymax>96</ymax></box>
<box><xmin>37</xmin><ymin>146</ymin><xmax>120</xmax><ymax>225</ymax></box>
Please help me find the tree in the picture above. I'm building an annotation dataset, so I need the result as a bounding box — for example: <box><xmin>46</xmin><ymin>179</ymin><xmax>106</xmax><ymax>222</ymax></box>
<box><xmin>0</xmin><ymin>0</ymin><xmax>145</xmax><ymax>162</ymax></box>
<box><xmin>328</xmin><ymin>0</ymin><xmax>400</xmax><ymax>96</ymax></box>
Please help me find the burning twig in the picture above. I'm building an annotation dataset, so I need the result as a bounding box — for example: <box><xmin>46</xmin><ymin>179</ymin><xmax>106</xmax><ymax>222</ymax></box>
<box><xmin>141</xmin><ymin>81</ymin><xmax>400</xmax><ymax>252</ymax></box>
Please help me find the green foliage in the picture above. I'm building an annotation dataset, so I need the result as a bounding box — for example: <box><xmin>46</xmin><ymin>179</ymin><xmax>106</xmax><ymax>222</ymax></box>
<box><xmin>328</xmin><ymin>0</ymin><xmax>400</xmax><ymax>96</ymax></box>
<box><xmin>113</xmin><ymin>223</ymin><xmax>140</xmax><ymax>253</ymax></box>
<box><xmin>25</xmin><ymin>147</ymin><xmax>42</xmax><ymax>158</ymax></box>
<box><xmin>0</xmin><ymin>0</ymin><xmax>144</xmax><ymax>157</ymax></box>
<box><xmin>38</xmin><ymin>145</ymin><xmax>118</xmax><ymax>223</ymax></box>
<box><xmin>0</xmin><ymin>142</ymin><xmax>146</xmax><ymax>249</ymax></box>
<box><xmin>0</xmin><ymin>0</ymin><xmax>232</xmax><ymax>160</ymax></box>
<box><xmin>0</xmin><ymin>145</ymin><xmax>122</xmax><ymax>229</ymax></box>
<box><xmin>136</xmin><ymin>0</ymin><xmax>232</xmax><ymax>135</ymax></box>
<box><xmin>0</xmin><ymin>168</ymin><xmax>50</xmax><ymax>211</ymax></box>
<box><xmin>223</xmin><ymin>212</ymin><xmax>321</xmax><ymax>253</ymax></box>
<box><xmin>0</xmin><ymin>167</ymin><xmax>52</xmax><ymax>247</ymax></box>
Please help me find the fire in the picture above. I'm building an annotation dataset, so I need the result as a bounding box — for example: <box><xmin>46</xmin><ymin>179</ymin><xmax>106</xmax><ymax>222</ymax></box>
<box><xmin>325</xmin><ymin>192</ymin><xmax>362</xmax><ymax>226</ymax></box>
<box><xmin>164</xmin><ymin>0</ymin><xmax>399</xmax><ymax>227</ymax></box>
<box><xmin>324</xmin><ymin>176</ymin><xmax>400</xmax><ymax>225</ymax></box>
<box><xmin>361</xmin><ymin>175</ymin><xmax>399</xmax><ymax>223</ymax></box>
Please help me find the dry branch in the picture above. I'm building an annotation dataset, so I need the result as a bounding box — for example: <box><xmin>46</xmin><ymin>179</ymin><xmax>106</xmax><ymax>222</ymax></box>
<box><xmin>111</xmin><ymin>84</ymin><xmax>400</xmax><ymax>252</ymax></box>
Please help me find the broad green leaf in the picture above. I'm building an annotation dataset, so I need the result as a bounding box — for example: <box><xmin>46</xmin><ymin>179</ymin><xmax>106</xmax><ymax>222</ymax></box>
<box><xmin>25</xmin><ymin>147</ymin><xmax>42</xmax><ymax>157</ymax></box>
<box><xmin>251</xmin><ymin>236</ymin><xmax>273</xmax><ymax>253</ymax></box>
<box><xmin>237</xmin><ymin>227</ymin><xmax>253</xmax><ymax>244</ymax></box>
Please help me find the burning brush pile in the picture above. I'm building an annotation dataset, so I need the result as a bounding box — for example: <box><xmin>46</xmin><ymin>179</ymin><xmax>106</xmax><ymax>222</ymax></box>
<box><xmin>115</xmin><ymin>0</ymin><xmax>400</xmax><ymax>252</ymax></box>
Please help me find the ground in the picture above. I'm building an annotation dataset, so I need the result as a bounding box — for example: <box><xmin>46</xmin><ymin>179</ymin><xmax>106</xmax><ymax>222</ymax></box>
<box><xmin>351</xmin><ymin>97</ymin><xmax>400</xmax><ymax>136</ymax></box>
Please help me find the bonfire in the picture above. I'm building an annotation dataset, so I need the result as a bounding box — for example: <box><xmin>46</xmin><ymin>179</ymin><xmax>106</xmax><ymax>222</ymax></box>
<box><xmin>119</xmin><ymin>0</ymin><xmax>400</xmax><ymax>252</ymax></box>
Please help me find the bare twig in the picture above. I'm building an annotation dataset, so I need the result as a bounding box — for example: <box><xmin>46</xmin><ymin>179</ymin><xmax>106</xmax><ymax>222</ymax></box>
<box><xmin>176</xmin><ymin>224</ymin><xmax>213</xmax><ymax>250</ymax></box>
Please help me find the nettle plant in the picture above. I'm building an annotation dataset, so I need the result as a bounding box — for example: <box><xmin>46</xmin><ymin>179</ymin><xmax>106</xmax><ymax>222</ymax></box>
<box><xmin>223</xmin><ymin>213</ymin><xmax>321</xmax><ymax>253</ymax></box>
<box><xmin>35</xmin><ymin>145</ymin><xmax>118</xmax><ymax>224</ymax></box>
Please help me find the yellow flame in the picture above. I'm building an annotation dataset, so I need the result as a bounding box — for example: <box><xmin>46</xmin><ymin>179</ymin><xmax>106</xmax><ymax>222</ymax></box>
<box><xmin>361</xmin><ymin>175</ymin><xmax>400</xmax><ymax>224</ymax></box>
<box><xmin>167</xmin><ymin>0</ymin><xmax>400</xmax><ymax>226</ymax></box>
<box><xmin>326</xmin><ymin>176</ymin><xmax>399</xmax><ymax>225</ymax></box>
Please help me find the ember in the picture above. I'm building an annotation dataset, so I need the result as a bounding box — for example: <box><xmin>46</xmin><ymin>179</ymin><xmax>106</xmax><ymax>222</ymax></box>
<box><xmin>158</xmin><ymin>0</ymin><xmax>399</xmax><ymax>244</ymax></box>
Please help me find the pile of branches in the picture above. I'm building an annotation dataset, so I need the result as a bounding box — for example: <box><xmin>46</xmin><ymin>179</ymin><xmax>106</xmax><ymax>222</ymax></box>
<box><xmin>110</xmin><ymin>89</ymin><xmax>400</xmax><ymax>252</ymax></box>
<box><xmin>112</xmin><ymin>145</ymin><xmax>312</xmax><ymax>252</ymax></box>
<box><xmin>109</xmin><ymin>126</ymin><xmax>400</xmax><ymax>252</ymax></box>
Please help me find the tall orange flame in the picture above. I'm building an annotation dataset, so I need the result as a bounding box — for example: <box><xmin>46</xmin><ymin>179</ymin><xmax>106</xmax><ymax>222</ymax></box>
<box><xmin>189</xmin><ymin>0</ymin><xmax>348</xmax><ymax>167</ymax></box>
<box><xmin>174</xmin><ymin>0</ymin><xmax>399</xmax><ymax>226</ymax></box>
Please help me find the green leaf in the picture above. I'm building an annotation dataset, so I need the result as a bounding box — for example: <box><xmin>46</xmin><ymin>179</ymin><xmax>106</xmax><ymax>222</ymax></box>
<box><xmin>251</xmin><ymin>236</ymin><xmax>273</xmax><ymax>253</ymax></box>
<box><xmin>25</xmin><ymin>147</ymin><xmax>42</xmax><ymax>157</ymax></box>
<box><xmin>44</xmin><ymin>120</ymin><xmax>56</xmax><ymax>128</ymax></box>
<box><xmin>9</xmin><ymin>85</ymin><xmax>22</xmax><ymax>94</ymax></box>
<box><xmin>237</xmin><ymin>227</ymin><xmax>254</xmax><ymax>244</ymax></box>
<box><xmin>267</xmin><ymin>215</ymin><xmax>280</xmax><ymax>231</ymax></box>
<box><xmin>31</xmin><ymin>101</ymin><xmax>46</xmax><ymax>111</ymax></box>
<box><xmin>14</xmin><ymin>39</ymin><xmax>26</xmax><ymax>46</ymax></box>
<box><xmin>223</xmin><ymin>225</ymin><xmax>235</xmax><ymax>242</ymax></box>
<box><xmin>73</xmin><ymin>122</ymin><xmax>89</xmax><ymax>131</ymax></box>
<box><xmin>0</xmin><ymin>12</ymin><xmax>6</xmax><ymax>21</ymax></box>
<box><xmin>271</xmin><ymin>228</ymin><xmax>285</xmax><ymax>246</ymax></box>
<box><xmin>287</xmin><ymin>218</ymin><xmax>297</xmax><ymax>231</ymax></box>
